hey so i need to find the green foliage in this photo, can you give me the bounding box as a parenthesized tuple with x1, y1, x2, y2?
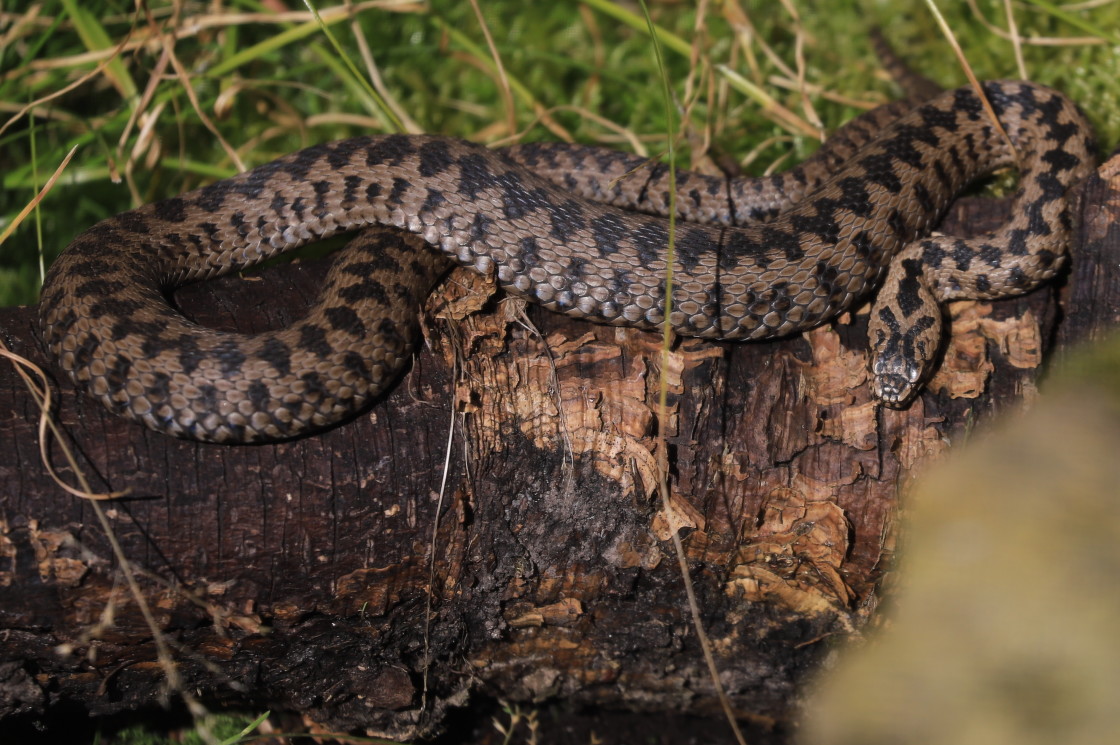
(105, 714, 256, 745)
(2, 1, 1117, 307)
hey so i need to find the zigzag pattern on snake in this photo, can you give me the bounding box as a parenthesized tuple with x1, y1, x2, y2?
(38, 79, 1095, 443)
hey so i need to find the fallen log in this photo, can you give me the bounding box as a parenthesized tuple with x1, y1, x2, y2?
(1, 150, 1117, 742)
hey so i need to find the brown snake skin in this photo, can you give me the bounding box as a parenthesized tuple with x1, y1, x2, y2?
(39, 80, 1095, 443)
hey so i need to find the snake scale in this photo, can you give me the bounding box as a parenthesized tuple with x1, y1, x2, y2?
(39, 76, 1095, 443)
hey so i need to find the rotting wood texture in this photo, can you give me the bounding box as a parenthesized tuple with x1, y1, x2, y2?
(1, 150, 1118, 742)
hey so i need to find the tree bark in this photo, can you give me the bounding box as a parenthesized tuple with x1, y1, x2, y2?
(1, 151, 1117, 742)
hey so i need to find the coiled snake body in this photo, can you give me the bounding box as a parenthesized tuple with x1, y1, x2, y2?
(39, 80, 1095, 443)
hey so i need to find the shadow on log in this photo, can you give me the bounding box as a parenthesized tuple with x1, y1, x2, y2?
(0, 151, 1117, 743)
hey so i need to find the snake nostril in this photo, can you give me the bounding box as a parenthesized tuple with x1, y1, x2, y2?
(873, 373, 910, 403)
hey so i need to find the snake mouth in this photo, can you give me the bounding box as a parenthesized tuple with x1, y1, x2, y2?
(872, 372, 918, 408)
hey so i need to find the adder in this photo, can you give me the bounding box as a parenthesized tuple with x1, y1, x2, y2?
(38, 43, 1096, 443)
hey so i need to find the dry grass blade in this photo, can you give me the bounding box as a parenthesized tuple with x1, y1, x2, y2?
(923, 0, 1015, 155)
(766, 76, 882, 110)
(4, 343, 223, 741)
(776, 0, 822, 133)
(1, 1, 416, 78)
(716, 65, 821, 139)
(0, 30, 133, 141)
(351, 19, 424, 134)
(964, 0, 1107, 45)
(491, 104, 648, 153)
(469, 0, 516, 138)
(0, 145, 77, 246)
(2, 141, 218, 735)
(1, 4, 42, 50)
(723, 0, 797, 81)
(117, 41, 172, 159)
(1002, 0, 1028, 79)
(639, 1, 748, 742)
(138, 7, 245, 172)
(1, 343, 125, 500)
(421, 354, 470, 721)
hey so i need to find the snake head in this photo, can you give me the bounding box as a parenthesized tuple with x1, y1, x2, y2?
(868, 304, 944, 409)
(871, 355, 926, 407)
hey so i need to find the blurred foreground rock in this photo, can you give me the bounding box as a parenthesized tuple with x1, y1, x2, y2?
(802, 341, 1120, 745)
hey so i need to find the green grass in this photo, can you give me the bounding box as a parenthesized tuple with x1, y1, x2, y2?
(2, 1, 1119, 742)
(103, 713, 263, 745)
(2, 0, 1118, 310)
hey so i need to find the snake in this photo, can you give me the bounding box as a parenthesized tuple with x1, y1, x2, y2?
(38, 77, 1095, 443)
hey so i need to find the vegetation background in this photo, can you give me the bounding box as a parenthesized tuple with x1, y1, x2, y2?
(3, 0, 1117, 310)
(1, 0, 1117, 742)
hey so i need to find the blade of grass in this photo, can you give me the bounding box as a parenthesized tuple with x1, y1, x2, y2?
(206, 8, 354, 78)
(0, 28, 131, 141)
(30, 111, 45, 283)
(1001, 0, 1028, 79)
(59, 0, 138, 99)
(350, 17, 424, 134)
(434, 17, 574, 141)
(0, 7, 63, 102)
(921, 0, 1014, 153)
(584, 0, 819, 140)
(583, 0, 692, 57)
(0, 145, 78, 247)
(1021, 0, 1120, 44)
(220, 712, 270, 745)
(637, 1, 749, 743)
(717, 64, 819, 137)
(307, 42, 401, 131)
(301, 0, 405, 133)
(468, 0, 516, 136)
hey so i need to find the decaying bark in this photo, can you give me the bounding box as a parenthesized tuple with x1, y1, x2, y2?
(1, 150, 1118, 742)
